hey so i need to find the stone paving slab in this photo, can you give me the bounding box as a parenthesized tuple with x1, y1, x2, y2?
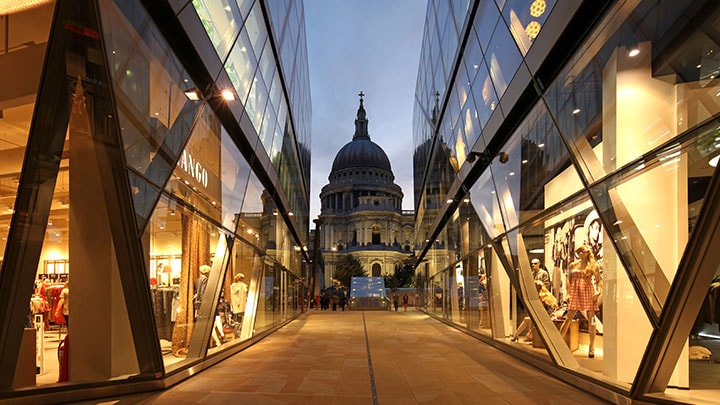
(86, 310, 610, 404)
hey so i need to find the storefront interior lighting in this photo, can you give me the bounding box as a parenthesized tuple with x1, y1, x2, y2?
(0, 0, 52, 14)
(572, 108, 581, 115)
(710, 155, 720, 167)
(288, 211, 294, 216)
(628, 46, 640, 57)
(446, 198, 455, 204)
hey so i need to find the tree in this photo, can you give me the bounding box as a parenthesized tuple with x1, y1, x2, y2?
(384, 264, 415, 290)
(395, 264, 415, 287)
(333, 254, 366, 289)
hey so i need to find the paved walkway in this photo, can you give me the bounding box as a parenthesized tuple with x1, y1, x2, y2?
(94, 310, 609, 404)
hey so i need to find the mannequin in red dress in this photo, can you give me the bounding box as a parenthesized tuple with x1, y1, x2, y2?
(559, 244, 602, 358)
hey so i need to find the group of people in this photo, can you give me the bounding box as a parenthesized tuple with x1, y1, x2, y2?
(312, 292, 347, 311)
(392, 292, 409, 311)
(513, 243, 602, 358)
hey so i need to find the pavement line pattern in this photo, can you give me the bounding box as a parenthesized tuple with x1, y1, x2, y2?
(362, 310, 380, 405)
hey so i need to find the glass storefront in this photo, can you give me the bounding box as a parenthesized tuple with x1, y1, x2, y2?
(414, 0, 720, 402)
(0, 0, 310, 400)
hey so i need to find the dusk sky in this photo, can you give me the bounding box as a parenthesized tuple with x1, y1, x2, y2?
(304, 1, 428, 225)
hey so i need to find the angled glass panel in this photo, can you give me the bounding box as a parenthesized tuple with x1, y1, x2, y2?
(469, 168, 506, 239)
(9, 0, 173, 389)
(495, 102, 583, 231)
(0, 3, 54, 264)
(473, 0, 501, 54)
(485, 16, 522, 100)
(590, 121, 720, 318)
(236, 172, 265, 251)
(259, 104, 277, 152)
(463, 250, 494, 335)
(545, 1, 720, 185)
(244, 3, 268, 58)
(225, 28, 257, 108)
(192, 0, 245, 62)
(458, 195, 486, 257)
(103, 0, 202, 202)
(246, 75, 269, 134)
(461, 88, 483, 154)
(231, 237, 262, 341)
(469, 58, 499, 133)
(220, 128, 252, 233)
(491, 136, 521, 232)
(500, 0, 557, 56)
(449, 260, 462, 324)
(257, 39, 276, 91)
(128, 172, 162, 232)
(254, 257, 276, 334)
(166, 103, 222, 225)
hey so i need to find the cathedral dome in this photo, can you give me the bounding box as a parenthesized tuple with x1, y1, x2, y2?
(331, 138, 392, 172)
(330, 94, 393, 174)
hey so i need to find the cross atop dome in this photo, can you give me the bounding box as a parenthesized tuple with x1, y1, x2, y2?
(354, 91, 369, 140)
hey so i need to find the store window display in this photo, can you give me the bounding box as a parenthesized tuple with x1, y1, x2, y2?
(511, 280, 558, 342)
(559, 244, 601, 358)
(194, 265, 211, 318)
(231, 273, 249, 323)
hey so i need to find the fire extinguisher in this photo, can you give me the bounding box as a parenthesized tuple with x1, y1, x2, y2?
(57, 334, 69, 382)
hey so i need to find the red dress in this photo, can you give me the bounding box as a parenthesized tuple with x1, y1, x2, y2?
(567, 267, 598, 312)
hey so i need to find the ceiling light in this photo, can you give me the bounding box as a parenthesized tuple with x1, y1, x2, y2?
(572, 108, 581, 115)
(184, 88, 201, 101)
(628, 47, 640, 57)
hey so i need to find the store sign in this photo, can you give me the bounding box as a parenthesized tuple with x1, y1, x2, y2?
(177, 150, 208, 188)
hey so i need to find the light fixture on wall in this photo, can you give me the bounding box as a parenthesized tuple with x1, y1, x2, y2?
(466, 150, 509, 164)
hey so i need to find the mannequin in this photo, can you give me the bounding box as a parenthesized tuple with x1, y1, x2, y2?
(194, 265, 211, 318)
(511, 281, 558, 341)
(559, 244, 602, 358)
(230, 273, 248, 323)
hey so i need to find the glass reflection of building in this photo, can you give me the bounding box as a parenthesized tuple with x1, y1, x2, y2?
(0, 0, 310, 402)
(413, 0, 720, 403)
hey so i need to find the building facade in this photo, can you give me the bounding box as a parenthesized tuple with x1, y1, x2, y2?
(0, 0, 311, 403)
(412, 0, 720, 403)
(318, 96, 414, 288)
